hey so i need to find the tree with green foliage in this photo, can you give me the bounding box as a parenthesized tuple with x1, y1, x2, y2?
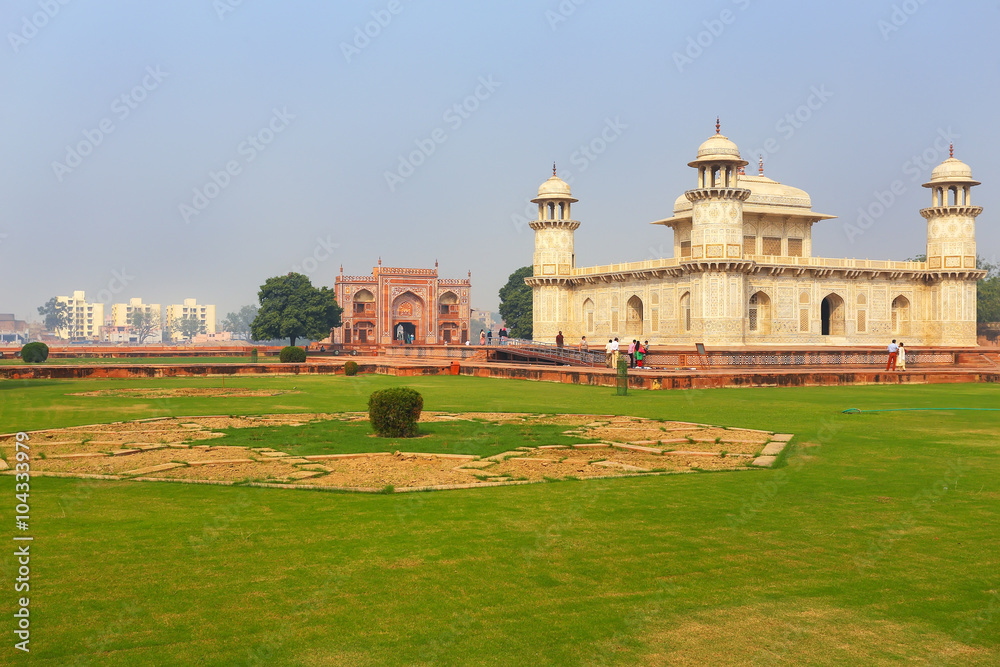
(129, 309, 159, 344)
(37, 297, 69, 333)
(221, 304, 259, 341)
(498, 266, 533, 340)
(171, 314, 206, 341)
(977, 255, 1000, 323)
(251, 273, 343, 347)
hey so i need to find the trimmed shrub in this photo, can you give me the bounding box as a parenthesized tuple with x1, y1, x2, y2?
(368, 387, 423, 438)
(279, 346, 307, 363)
(344, 360, 359, 376)
(21, 342, 49, 363)
(249, 348, 258, 363)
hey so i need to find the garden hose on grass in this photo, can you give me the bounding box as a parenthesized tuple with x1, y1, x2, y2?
(842, 407, 1000, 414)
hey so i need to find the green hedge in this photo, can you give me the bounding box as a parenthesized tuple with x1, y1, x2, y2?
(368, 387, 423, 438)
(279, 346, 307, 363)
(344, 360, 359, 376)
(21, 342, 49, 363)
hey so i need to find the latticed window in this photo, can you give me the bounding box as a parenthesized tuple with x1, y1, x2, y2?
(763, 237, 782, 255)
(787, 238, 803, 257)
(799, 292, 810, 332)
(743, 236, 756, 256)
(748, 293, 759, 332)
(611, 311, 618, 332)
(857, 310, 867, 333)
(680, 241, 691, 258)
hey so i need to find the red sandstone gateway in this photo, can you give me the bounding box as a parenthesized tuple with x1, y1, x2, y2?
(332, 260, 471, 351)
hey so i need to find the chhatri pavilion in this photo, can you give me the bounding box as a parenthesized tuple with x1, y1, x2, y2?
(526, 123, 984, 347)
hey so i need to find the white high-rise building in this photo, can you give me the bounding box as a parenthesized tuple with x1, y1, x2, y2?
(164, 298, 216, 341)
(107, 298, 162, 343)
(55, 291, 104, 341)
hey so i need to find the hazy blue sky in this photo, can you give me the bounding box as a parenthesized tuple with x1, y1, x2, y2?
(2, 0, 997, 322)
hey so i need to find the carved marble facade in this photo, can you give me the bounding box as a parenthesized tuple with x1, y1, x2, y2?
(527, 128, 984, 347)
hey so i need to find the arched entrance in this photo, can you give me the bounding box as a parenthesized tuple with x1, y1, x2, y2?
(392, 291, 423, 344)
(748, 291, 771, 335)
(626, 296, 643, 336)
(395, 322, 416, 343)
(891, 296, 910, 335)
(821, 294, 845, 336)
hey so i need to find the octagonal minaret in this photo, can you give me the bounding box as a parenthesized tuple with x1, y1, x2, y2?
(920, 145, 984, 344)
(921, 145, 981, 272)
(683, 120, 752, 344)
(527, 165, 580, 343)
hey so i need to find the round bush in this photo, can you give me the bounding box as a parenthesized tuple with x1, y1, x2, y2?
(344, 360, 359, 376)
(278, 346, 307, 363)
(368, 387, 423, 438)
(21, 342, 49, 363)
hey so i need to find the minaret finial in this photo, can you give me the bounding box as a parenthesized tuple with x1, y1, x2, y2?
(716, 117, 721, 135)
(758, 155, 764, 176)
(378, 256, 381, 266)
(553, 162, 557, 176)
(950, 143, 954, 158)
(435, 258, 438, 268)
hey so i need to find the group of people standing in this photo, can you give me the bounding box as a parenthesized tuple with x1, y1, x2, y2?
(479, 328, 509, 345)
(886, 339, 907, 371)
(601, 337, 649, 369)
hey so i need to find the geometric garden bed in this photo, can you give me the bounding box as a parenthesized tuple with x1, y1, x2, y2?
(0, 412, 792, 493)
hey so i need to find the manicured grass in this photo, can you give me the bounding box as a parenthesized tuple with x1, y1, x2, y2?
(0, 356, 256, 366)
(1, 375, 999, 664)
(215, 418, 589, 458)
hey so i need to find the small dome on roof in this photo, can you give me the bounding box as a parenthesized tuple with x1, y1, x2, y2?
(929, 157, 976, 183)
(532, 166, 579, 204)
(923, 148, 980, 189)
(697, 134, 741, 159)
(537, 174, 572, 197)
(687, 133, 749, 168)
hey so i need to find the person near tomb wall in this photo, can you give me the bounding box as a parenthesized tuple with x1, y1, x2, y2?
(886, 339, 899, 371)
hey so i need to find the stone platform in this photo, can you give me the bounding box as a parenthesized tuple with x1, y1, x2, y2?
(1, 354, 997, 390)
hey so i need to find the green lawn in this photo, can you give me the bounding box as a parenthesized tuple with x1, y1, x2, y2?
(0, 356, 257, 366)
(1, 375, 999, 665)
(214, 418, 593, 459)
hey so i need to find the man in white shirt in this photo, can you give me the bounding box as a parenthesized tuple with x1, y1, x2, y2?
(886, 339, 898, 371)
(611, 337, 620, 369)
(604, 339, 614, 368)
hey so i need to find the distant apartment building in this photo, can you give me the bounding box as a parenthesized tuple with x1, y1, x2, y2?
(164, 298, 216, 341)
(0, 314, 29, 345)
(105, 298, 163, 343)
(56, 291, 104, 341)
